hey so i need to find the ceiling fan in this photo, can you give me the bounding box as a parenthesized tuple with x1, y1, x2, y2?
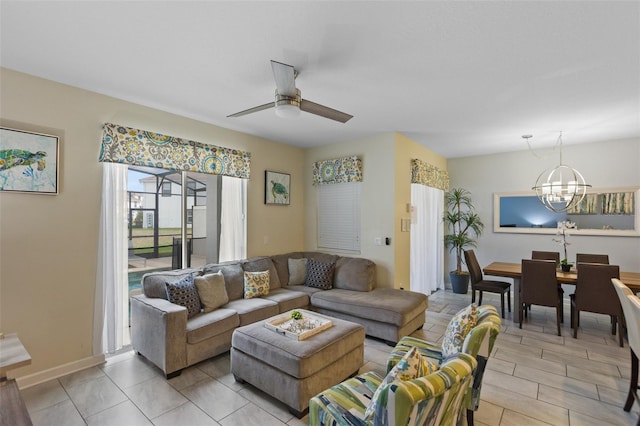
(227, 60, 353, 123)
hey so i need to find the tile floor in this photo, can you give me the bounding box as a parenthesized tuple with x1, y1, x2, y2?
(20, 289, 640, 425)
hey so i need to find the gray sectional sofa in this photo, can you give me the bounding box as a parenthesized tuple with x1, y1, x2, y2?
(130, 251, 428, 377)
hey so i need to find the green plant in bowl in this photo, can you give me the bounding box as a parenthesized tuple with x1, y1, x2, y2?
(290, 310, 303, 320)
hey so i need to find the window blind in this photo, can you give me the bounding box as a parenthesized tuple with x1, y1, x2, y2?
(317, 182, 361, 251)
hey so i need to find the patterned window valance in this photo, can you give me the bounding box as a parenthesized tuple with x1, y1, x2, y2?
(410, 159, 449, 191)
(312, 155, 363, 185)
(98, 123, 251, 178)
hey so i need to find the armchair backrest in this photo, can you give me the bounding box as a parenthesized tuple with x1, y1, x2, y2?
(612, 279, 640, 355)
(372, 353, 477, 426)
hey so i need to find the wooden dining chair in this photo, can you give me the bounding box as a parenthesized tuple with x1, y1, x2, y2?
(532, 251, 560, 264)
(464, 250, 511, 318)
(520, 259, 563, 336)
(571, 263, 623, 346)
(576, 253, 609, 264)
(531, 250, 563, 319)
(612, 279, 640, 416)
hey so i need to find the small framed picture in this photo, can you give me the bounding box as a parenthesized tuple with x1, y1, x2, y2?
(265, 170, 290, 205)
(0, 127, 60, 194)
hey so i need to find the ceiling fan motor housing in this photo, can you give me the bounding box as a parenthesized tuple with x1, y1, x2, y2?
(275, 88, 301, 117)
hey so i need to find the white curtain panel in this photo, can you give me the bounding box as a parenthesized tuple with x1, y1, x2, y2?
(219, 176, 247, 262)
(410, 184, 445, 295)
(93, 163, 129, 355)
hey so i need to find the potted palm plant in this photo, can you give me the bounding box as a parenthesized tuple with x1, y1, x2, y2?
(444, 188, 485, 293)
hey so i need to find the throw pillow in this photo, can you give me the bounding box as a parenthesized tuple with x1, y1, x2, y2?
(441, 303, 479, 358)
(165, 274, 201, 318)
(364, 346, 438, 421)
(244, 270, 270, 299)
(306, 258, 335, 290)
(194, 271, 228, 312)
(288, 258, 308, 285)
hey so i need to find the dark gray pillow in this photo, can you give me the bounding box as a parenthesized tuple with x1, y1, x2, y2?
(165, 274, 201, 318)
(306, 258, 335, 290)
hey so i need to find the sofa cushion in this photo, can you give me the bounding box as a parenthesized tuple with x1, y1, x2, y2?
(263, 288, 309, 313)
(288, 258, 308, 285)
(311, 288, 428, 327)
(271, 252, 304, 286)
(284, 285, 324, 296)
(244, 270, 270, 299)
(243, 256, 281, 289)
(223, 298, 279, 326)
(165, 274, 201, 318)
(442, 304, 478, 358)
(142, 269, 201, 300)
(194, 271, 229, 313)
(306, 258, 335, 290)
(334, 257, 376, 292)
(202, 261, 245, 301)
(303, 252, 340, 264)
(186, 308, 239, 344)
(364, 346, 438, 420)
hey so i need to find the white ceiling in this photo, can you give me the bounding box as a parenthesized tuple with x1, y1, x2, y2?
(1, 1, 638, 158)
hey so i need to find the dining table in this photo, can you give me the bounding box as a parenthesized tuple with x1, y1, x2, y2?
(483, 262, 640, 322)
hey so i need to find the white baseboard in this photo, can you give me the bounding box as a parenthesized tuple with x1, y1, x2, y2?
(16, 354, 106, 389)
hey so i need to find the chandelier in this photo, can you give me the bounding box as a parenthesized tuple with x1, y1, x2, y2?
(528, 132, 591, 213)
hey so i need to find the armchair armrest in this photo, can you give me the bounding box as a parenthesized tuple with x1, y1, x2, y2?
(130, 294, 188, 377)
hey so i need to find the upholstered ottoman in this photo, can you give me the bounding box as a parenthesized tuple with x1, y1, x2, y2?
(230, 314, 365, 417)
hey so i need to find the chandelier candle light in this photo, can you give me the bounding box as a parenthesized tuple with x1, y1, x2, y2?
(529, 132, 592, 213)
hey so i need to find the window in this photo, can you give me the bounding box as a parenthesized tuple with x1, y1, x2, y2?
(317, 182, 361, 251)
(161, 181, 171, 197)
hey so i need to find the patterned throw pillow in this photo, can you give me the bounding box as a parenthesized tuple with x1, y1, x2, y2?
(441, 303, 479, 358)
(194, 271, 228, 312)
(288, 258, 308, 285)
(165, 274, 201, 318)
(364, 346, 438, 421)
(244, 270, 270, 299)
(305, 258, 335, 290)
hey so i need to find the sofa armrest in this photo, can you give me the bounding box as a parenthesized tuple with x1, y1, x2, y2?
(130, 294, 188, 376)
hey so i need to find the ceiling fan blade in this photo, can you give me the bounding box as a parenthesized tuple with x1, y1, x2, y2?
(271, 60, 297, 97)
(300, 99, 353, 123)
(227, 102, 275, 118)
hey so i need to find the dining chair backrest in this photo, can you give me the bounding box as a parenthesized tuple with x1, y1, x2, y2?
(575, 263, 620, 315)
(576, 253, 610, 264)
(612, 279, 640, 354)
(465, 250, 483, 285)
(532, 251, 560, 264)
(521, 259, 558, 307)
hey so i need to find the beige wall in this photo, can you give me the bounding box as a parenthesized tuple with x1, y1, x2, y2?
(0, 68, 305, 378)
(394, 133, 447, 289)
(304, 133, 396, 286)
(303, 132, 447, 289)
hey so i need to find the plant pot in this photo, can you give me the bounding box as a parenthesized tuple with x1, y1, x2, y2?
(561, 264, 572, 272)
(450, 272, 470, 294)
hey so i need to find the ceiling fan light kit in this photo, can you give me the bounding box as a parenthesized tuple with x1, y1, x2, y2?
(228, 60, 353, 123)
(274, 89, 301, 118)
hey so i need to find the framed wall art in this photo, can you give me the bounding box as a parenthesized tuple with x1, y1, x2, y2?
(0, 127, 59, 194)
(265, 170, 290, 205)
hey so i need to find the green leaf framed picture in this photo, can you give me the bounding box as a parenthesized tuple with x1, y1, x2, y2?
(265, 170, 290, 205)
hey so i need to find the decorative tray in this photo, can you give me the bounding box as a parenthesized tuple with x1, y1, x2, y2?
(264, 309, 333, 340)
